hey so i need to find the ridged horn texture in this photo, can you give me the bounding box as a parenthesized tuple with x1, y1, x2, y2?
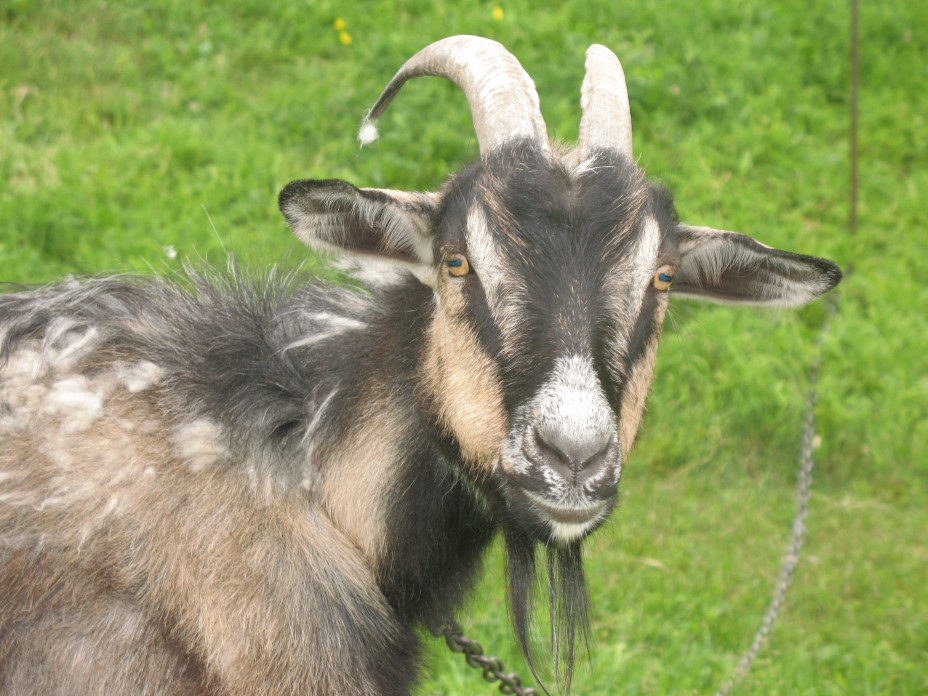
(578, 44, 633, 160)
(358, 35, 549, 155)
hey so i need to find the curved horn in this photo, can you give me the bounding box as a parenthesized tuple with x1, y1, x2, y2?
(358, 35, 549, 155)
(578, 44, 633, 159)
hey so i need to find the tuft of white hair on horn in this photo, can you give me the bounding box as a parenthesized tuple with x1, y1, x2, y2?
(357, 116, 379, 146)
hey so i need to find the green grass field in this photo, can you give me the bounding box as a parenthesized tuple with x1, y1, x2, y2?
(2, 1, 925, 693)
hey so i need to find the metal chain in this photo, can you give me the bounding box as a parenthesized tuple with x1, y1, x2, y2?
(439, 622, 537, 696)
(714, 0, 856, 687)
(713, 303, 836, 696)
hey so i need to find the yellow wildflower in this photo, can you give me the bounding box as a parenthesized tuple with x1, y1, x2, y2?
(333, 18, 346, 30)
(492, 6, 504, 21)
(338, 30, 353, 46)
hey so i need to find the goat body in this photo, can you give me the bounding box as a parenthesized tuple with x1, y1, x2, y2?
(0, 274, 484, 695)
(0, 37, 840, 695)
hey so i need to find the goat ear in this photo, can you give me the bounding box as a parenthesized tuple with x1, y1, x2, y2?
(279, 179, 439, 278)
(672, 225, 842, 306)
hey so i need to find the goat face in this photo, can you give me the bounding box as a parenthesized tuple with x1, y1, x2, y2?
(428, 144, 656, 545)
(280, 37, 841, 548)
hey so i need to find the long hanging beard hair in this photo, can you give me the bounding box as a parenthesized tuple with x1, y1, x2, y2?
(504, 526, 591, 694)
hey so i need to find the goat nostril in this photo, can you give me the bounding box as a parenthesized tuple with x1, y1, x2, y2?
(576, 434, 615, 482)
(532, 426, 570, 464)
(528, 426, 616, 483)
(526, 426, 574, 481)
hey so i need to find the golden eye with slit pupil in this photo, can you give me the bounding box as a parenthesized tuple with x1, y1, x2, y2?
(653, 265, 675, 291)
(446, 254, 470, 277)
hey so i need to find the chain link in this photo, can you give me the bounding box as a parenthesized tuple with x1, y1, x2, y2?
(439, 623, 537, 696)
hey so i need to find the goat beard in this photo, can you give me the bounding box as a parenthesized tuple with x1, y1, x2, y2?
(503, 525, 590, 694)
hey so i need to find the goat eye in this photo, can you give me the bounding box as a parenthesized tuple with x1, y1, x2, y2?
(446, 254, 471, 277)
(653, 265, 675, 291)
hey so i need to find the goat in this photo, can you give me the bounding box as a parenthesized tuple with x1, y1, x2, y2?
(0, 36, 840, 695)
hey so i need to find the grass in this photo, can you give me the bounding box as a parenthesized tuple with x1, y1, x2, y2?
(2, 0, 925, 693)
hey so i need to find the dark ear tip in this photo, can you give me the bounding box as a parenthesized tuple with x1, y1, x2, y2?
(277, 179, 360, 215)
(278, 179, 312, 214)
(817, 257, 843, 291)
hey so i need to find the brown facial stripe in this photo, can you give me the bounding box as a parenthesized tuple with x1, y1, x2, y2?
(422, 303, 508, 478)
